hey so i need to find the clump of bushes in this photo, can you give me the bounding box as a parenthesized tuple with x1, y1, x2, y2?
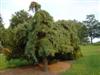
(8, 58, 32, 68)
(0, 54, 8, 69)
(0, 53, 33, 69)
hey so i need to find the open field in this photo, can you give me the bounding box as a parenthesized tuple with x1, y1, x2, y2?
(62, 45, 100, 75)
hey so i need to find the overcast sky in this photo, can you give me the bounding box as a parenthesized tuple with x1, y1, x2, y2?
(0, 0, 100, 42)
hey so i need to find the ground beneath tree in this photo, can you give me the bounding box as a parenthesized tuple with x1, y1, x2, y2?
(0, 61, 71, 75)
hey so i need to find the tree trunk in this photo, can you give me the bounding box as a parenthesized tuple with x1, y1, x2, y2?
(90, 36, 93, 44)
(43, 57, 48, 72)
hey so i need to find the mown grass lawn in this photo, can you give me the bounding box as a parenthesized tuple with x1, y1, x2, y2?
(62, 45, 100, 75)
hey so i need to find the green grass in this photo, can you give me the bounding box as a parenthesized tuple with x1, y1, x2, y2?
(62, 45, 100, 75)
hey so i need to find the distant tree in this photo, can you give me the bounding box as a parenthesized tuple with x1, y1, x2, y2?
(72, 20, 89, 44)
(0, 14, 5, 51)
(29, 1, 41, 13)
(83, 14, 100, 44)
(0, 14, 4, 28)
(78, 25, 89, 44)
(10, 10, 32, 28)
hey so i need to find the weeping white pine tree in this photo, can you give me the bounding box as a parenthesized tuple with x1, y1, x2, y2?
(25, 10, 56, 71)
(25, 1, 82, 72)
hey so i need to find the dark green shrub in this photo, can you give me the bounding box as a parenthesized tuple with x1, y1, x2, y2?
(0, 54, 8, 69)
(8, 58, 32, 68)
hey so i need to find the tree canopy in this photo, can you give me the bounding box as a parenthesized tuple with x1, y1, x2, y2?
(10, 10, 32, 28)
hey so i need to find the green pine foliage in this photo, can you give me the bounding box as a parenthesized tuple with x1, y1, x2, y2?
(25, 10, 82, 63)
(25, 10, 55, 62)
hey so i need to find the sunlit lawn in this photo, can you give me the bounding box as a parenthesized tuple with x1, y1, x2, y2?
(62, 45, 100, 75)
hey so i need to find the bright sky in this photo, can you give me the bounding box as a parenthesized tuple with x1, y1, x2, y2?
(0, 0, 100, 42)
